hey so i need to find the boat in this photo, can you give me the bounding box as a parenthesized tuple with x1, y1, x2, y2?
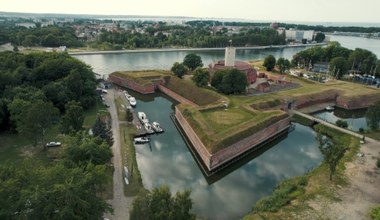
(151, 121, 164, 133)
(124, 166, 129, 177)
(325, 106, 335, 111)
(125, 94, 137, 107)
(134, 136, 150, 144)
(128, 96, 136, 107)
(137, 112, 149, 124)
(144, 122, 155, 134)
(124, 177, 129, 185)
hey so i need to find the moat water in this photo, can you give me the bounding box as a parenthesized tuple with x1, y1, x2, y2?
(124, 90, 322, 219)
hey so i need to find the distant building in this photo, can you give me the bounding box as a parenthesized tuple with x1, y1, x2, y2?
(285, 29, 315, 42)
(312, 62, 329, 73)
(15, 23, 36, 28)
(208, 47, 257, 84)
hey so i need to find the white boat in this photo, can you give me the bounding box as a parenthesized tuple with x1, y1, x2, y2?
(325, 106, 335, 111)
(125, 94, 137, 107)
(134, 136, 150, 144)
(124, 166, 129, 177)
(151, 121, 164, 133)
(124, 177, 129, 185)
(144, 122, 155, 134)
(128, 97, 136, 107)
(137, 112, 149, 124)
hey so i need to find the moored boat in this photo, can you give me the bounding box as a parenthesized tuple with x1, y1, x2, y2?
(124, 166, 129, 177)
(137, 112, 149, 124)
(126, 95, 136, 107)
(134, 136, 150, 144)
(124, 177, 129, 185)
(144, 122, 155, 134)
(325, 106, 335, 111)
(151, 121, 164, 133)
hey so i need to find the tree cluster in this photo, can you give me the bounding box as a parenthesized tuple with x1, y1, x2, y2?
(192, 68, 210, 87)
(211, 69, 248, 94)
(0, 52, 97, 144)
(0, 132, 113, 219)
(92, 115, 114, 146)
(292, 42, 380, 78)
(130, 185, 195, 220)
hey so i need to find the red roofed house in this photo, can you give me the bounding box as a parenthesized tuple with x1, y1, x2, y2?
(208, 47, 257, 84)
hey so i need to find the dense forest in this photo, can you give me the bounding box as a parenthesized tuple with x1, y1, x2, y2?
(0, 51, 96, 131)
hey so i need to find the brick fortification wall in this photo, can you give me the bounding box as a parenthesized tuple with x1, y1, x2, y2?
(108, 74, 159, 94)
(175, 106, 212, 169)
(336, 93, 380, 110)
(209, 117, 290, 170)
(158, 85, 199, 107)
(175, 106, 290, 171)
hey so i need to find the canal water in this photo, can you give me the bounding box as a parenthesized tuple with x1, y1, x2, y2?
(312, 108, 368, 131)
(129, 90, 322, 220)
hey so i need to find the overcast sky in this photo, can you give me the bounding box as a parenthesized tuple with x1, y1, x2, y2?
(2, 0, 380, 24)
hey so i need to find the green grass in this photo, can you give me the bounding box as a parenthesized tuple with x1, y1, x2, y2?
(165, 76, 222, 106)
(113, 96, 144, 196)
(365, 130, 380, 141)
(115, 97, 126, 121)
(291, 114, 314, 126)
(112, 70, 170, 85)
(83, 99, 108, 128)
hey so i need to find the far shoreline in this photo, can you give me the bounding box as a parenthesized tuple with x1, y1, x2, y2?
(68, 43, 327, 56)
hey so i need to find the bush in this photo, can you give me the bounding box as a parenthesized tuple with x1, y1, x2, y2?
(359, 127, 365, 133)
(377, 159, 380, 169)
(369, 205, 380, 220)
(336, 119, 348, 128)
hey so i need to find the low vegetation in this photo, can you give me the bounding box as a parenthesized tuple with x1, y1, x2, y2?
(111, 70, 170, 85)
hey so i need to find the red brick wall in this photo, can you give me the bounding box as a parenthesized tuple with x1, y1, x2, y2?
(175, 106, 212, 170)
(175, 105, 291, 172)
(108, 74, 158, 94)
(336, 93, 380, 110)
(209, 117, 290, 170)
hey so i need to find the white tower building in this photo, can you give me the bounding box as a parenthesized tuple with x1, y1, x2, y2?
(224, 46, 236, 67)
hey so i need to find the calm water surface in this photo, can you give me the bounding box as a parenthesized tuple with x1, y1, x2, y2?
(312, 108, 368, 131)
(130, 91, 322, 220)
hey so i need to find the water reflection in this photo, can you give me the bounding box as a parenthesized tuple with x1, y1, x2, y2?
(133, 93, 322, 220)
(312, 107, 368, 131)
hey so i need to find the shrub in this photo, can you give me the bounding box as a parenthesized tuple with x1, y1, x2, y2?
(336, 119, 348, 128)
(377, 159, 380, 169)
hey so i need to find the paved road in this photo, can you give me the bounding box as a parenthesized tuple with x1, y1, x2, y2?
(293, 110, 377, 143)
(104, 89, 132, 220)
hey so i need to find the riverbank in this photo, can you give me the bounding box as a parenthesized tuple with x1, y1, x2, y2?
(243, 117, 380, 220)
(67, 43, 327, 55)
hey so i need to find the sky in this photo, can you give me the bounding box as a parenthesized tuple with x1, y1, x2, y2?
(2, 0, 380, 24)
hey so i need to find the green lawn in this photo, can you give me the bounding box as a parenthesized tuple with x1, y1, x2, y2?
(83, 99, 108, 128)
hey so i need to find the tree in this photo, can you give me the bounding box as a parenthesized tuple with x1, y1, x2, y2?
(263, 55, 276, 71)
(92, 116, 113, 146)
(316, 133, 346, 181)
(314, 32, 325, 43)
(183, 53, 203, 71)
(348, 48, 378, 74)
(0, 163, 112, 219)
(211, 69, 247, 94)
(130, 185, 195, 220)
(62, 133, 113, 166)
(60, 101, 84, 134)
(276, 57, 290, 73)
(171, 62, 188, 78)
(329, 57, 349, 79)
(192, 68, 209, 87)
(17, 100, 59, 147)
(366, 101, 380, 130)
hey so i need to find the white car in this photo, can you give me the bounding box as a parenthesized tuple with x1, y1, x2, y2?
(46, 142, 61, 147)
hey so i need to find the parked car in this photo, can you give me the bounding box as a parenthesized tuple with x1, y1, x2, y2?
(46, 142, 61, 147)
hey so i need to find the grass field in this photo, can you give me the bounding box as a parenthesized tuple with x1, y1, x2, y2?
(112, 70, 170, 85)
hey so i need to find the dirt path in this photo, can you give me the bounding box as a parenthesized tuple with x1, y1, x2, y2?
(104, 89, 133, 220)
(307, 138, 380, 220)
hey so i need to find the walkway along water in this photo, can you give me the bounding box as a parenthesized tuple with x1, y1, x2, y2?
(292, 110, 377, 143)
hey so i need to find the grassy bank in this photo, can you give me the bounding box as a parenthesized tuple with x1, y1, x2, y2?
(243, 124, 360, 219)
(114, 96, 144, 196)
